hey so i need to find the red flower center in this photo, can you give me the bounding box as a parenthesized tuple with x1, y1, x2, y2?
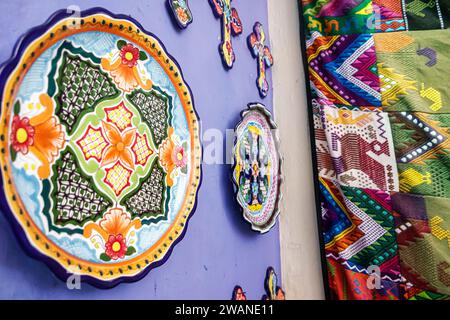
(105, 234, 127, 260)
(11, 115, 35, 154)
(120, 44, 139, 67)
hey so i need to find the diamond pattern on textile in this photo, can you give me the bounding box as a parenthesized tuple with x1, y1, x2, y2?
(104, 102, 133, 132)
(132, 133, 153, 166)
(321, 178, 401, 300)
(76, 125, 109, 162)
(321, 178, 400, 279)
(104, 161, 133, 196)
(307, 33, 381, 106)
(389, 112, 450, 198)
(340, 186, 398, 271)
(320, 178, 363, 249)
(50, 148, 112, 226)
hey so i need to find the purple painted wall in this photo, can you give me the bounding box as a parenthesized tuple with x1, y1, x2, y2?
(0, 0, 280, 299)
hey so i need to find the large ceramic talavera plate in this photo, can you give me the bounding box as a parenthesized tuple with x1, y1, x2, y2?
(0, 8, 202, 288)
(232, 103, 282, 233)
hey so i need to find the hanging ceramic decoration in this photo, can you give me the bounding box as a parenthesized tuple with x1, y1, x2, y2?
(231, 286, 247, 300)
(262, 267, 285, 300)
(248, 22, 273, 98)
(232, 103, 282, 233)
(0, 8, 202, 288)
(209, 0, 243, 69)
(168, 0, 193, 29)
(231, 267, 285, 300)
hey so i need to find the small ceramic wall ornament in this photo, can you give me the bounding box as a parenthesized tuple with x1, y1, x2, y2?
(232, 286, 247, 300)
(232, 103, 283, 233)
(0, 8, 202, 288)
(231, 267, 285, 300)
(248, 22, 273, 98)
(262, 267, 285, 300)
(209, 0, 243, 69)
(168, 0, 193, 29)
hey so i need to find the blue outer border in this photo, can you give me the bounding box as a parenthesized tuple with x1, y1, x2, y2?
(0, 7, 203, 289)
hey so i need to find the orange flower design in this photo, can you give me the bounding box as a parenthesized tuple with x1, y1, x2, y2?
(158, 127, 187, 186)
(99, 208, 133, 236)
(11, 94, 65, 179)
(101, 121, 136, 169)
(83, 208, 141, 242)
(101, 41, 152, 92)
(176, 7, 189, 24)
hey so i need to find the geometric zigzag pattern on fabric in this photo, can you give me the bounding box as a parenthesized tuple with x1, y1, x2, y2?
(391, 112, 450, 199)
(321, 178, 401, 282)
(307, 33, 382, 106)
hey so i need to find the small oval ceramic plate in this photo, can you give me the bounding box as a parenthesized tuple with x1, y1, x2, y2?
(168, 0, 193, 29)
(232, 103, 282, 233)
(0, 8, 201, 288)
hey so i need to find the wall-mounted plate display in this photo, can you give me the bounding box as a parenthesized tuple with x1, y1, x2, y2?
(232, 103, 282, 233)
(0, 8, 202, 288)
(168, 0, 193, 29)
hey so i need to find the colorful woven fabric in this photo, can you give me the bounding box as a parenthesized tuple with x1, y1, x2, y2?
(303, 0, 376, 37)
(373, 0, 406, 32)
(403, 0, 450, 30)
(314, 103, 398, 192)
(302, 0, 450, 37)
(300, 0, 450, 300)
(321, 178, 402, 300)
(392, 193, 450, 295)
(375, 30, 450, 113)
(390, 112, 450, 198)
(307, 33, 381, 106)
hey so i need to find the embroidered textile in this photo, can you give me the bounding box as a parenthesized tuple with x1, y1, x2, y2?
(300, 0, 450, 299)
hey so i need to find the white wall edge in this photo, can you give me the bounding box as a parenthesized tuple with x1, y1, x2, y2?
(267, 0, 325, 299)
